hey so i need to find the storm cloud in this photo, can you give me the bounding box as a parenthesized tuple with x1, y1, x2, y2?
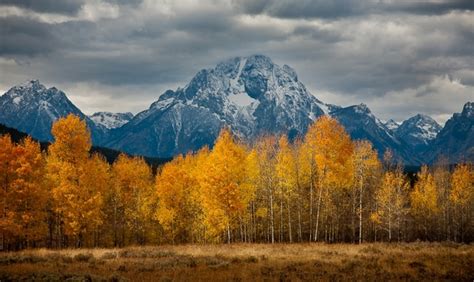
(0, 0, 472, 123)
(0, 0, 85, 15)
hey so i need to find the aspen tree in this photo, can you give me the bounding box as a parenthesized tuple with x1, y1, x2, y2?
(450, 163, 473, 242)
(47, 114, 103, 247)
(198, 129, 255, 243)
(111, 154, 154, 245)
(155, 154, 201, 243)
(276, 136, 297, 242)
(352, 140, 380, 244)
(410, 165, 439, 240)
(0, 136, 48, 249)
(372, 166, 409, 242)
(303, 116, 353, 242)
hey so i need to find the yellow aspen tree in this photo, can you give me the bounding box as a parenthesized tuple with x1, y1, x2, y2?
(47, 114, 102, 247)
(449, 163, 473, 242)
(371, 166, 409, 242)
(111, 154, 154, 245)
(254, 136, 278, 243)
(433, 157, 451, 240)
(352, 140, 381, 244)
(245, 148, 259, 242)
(80, 153, 109, 247)
(410, 165, 439, 240)
(293, 139, 307, 242)
(155, 154, 202, 243)
(303, 116, 354, 242)
(276, 135, 297, 243)
(198, 129, 254, 243)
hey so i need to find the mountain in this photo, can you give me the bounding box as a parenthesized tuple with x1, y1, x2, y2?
(90, 111, 134, 129)
(384, 119, 400, 132)
(427, 102, 474, 163)
(2, 59, 471, 165)
(395, 114, 442, 153)
(106, 55, 331, 157)
(0, 80, 107, 144)
(330, 104, 420, 164)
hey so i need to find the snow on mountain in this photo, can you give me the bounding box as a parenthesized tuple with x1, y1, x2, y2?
(395, 114, 442, 153)
(106, 55, 328, 157)
(1, 63, 470, 165)
(384, 119, 400, 131)
(105, 55, 420, 163)
(0, 80, 106, 144)
(90, 111, 134, 129)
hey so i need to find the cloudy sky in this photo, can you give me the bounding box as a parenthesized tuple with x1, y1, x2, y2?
(0, 0, 473, 123)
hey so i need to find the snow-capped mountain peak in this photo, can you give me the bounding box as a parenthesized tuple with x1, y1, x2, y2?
(106, 54, 327, 157)
(90, 112, 134, 129)
(395, 114, 442, 150)
(0, 80, 106, 143)
(384, 119, 400, 131)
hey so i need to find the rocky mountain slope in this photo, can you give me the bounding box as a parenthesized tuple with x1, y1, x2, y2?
(0, 80, 107, 144)
(395, 114, 442, 153)
(426, 102, 473, 163)
(1, 58, 472, 165)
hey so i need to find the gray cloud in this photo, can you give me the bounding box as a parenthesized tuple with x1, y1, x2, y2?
(0, 0, 473, 123)
(0, 16, 57, 56)
(387, 0, 474, 16)
(0, 0, 85, 15)
(233, 0, 474, 19)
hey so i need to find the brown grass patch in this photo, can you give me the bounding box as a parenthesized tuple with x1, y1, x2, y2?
(0, 243, 472, 281)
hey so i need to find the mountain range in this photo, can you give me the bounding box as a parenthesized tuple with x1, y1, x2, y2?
(0, 55, 472, 165)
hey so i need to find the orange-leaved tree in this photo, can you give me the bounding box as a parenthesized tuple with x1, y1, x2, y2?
(47, 114, 105, 247)
(0, 135, 48, 250)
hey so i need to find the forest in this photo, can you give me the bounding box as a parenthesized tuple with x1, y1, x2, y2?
(0, 114, 472, 250)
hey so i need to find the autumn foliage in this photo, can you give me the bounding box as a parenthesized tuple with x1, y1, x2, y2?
(0, 114, 472, 249)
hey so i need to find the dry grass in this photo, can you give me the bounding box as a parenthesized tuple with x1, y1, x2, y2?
(0, 242, 473, 281)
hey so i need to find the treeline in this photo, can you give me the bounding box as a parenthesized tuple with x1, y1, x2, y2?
(0, 115, 472, 250)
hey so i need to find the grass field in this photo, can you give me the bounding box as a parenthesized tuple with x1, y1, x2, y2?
(1, 243, 473, 281)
